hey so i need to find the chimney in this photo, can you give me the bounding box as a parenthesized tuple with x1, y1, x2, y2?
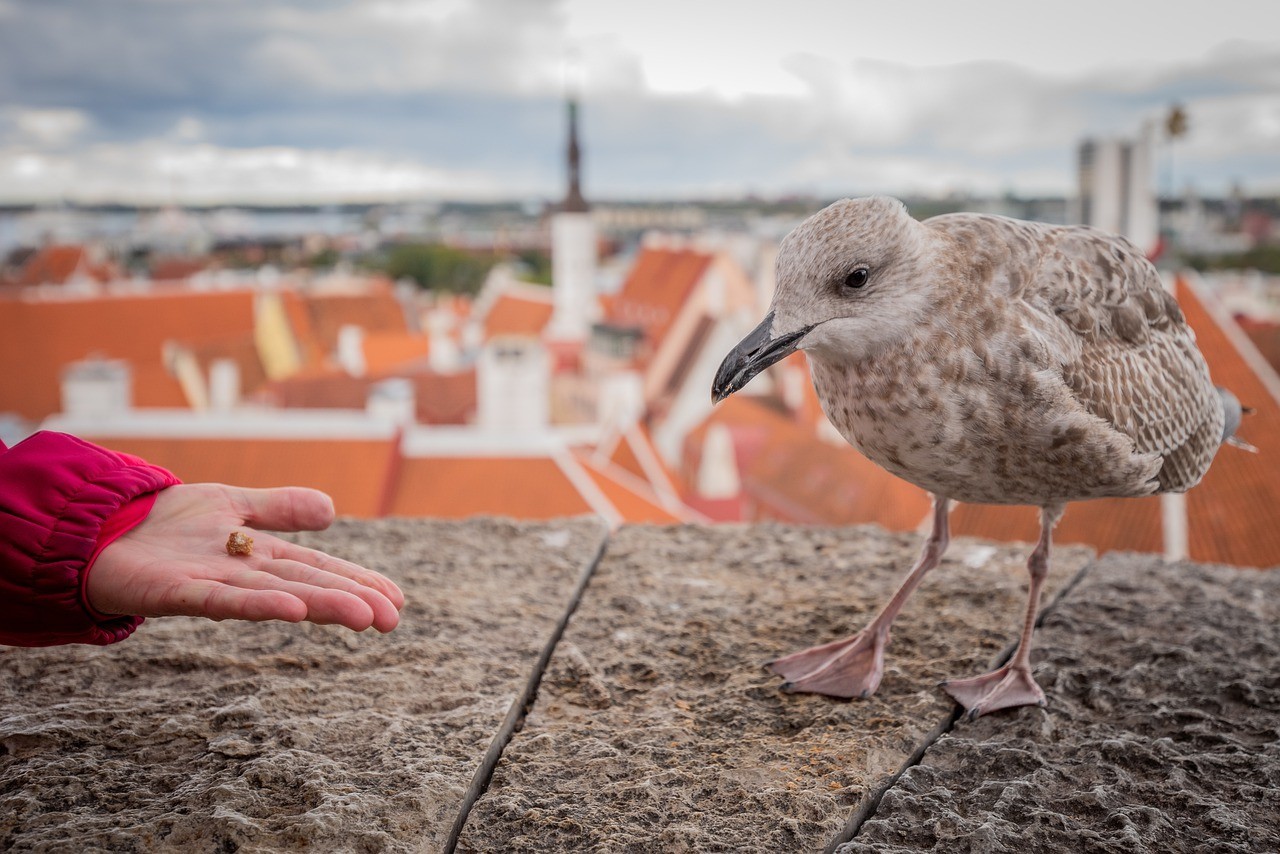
(425, 309, 461, 372)
(696, 423, 741, 500)
(366, 377, 416, 425)
(61, 357, 131, 416)
(208, 358, 240, 411)
(337, 324, 366, 377)
(478, 337, 550, 432)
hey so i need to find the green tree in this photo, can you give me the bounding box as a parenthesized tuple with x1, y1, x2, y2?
(383, 243, 497, 295)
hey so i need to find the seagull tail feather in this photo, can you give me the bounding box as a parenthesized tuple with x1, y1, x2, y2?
(1217, 386, 1257, 452)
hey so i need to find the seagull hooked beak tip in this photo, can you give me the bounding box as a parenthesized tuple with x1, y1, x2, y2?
(711, 311, 813, 404)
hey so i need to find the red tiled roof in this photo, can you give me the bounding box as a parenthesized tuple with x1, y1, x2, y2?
(605, 247, 713, 357)
(17, 245, 118, 286)
(149, 256, 211, 282)
(362, 331, 430, 375)
(414, 369, 477, 426)
(1237, 315, 1280, 377)
(578, 459, 685, 524)
(952, 274, 1280, 568)
(603, 423, 682, 505)
(388, 457, 595, 519)
(303, 282, 407, 352)
(84, 435, 398, 518)
(183, 335, 270, 400)
(950, 497, 1164, 555)
(0, 290, 260, 420)
(686, 396, 931, 529)
(258, 367, 476, 426)
(1178, 276, 1280, 568)
(483, 291, 554, 339)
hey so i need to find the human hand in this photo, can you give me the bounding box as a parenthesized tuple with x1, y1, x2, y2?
(87, 484, 404, 633)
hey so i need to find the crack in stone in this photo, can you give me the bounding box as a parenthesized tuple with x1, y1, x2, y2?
(443, 524, 612, 854)
(824, 556, 1098, 852)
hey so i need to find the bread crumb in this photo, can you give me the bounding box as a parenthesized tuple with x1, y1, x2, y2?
(226, 531, 254, 557)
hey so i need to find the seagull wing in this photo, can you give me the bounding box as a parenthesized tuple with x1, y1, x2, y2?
(1023, 226, 1222, 491)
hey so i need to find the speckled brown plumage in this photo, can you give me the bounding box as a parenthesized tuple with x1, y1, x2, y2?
(715, 196, 1236, 717)
(776, 198, 1224, 505)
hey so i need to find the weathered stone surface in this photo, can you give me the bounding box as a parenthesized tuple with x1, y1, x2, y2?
(0, 518, 604, 853)
(459, 524, 1089, 852)
(841, 553, 1280, 853)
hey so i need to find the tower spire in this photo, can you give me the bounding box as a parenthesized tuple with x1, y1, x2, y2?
(562, 96, 589, 213)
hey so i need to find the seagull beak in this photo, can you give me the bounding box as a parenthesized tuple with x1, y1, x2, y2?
(711, 311, 812, 403)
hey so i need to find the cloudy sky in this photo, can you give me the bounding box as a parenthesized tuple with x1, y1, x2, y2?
(1, 0, 1278, 204)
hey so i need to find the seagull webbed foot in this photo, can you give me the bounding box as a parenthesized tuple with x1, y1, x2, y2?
(941, 663, 1046, 719)
(766, 628, 887, 699)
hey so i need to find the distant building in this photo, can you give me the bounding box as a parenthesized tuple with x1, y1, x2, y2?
(547, 95, 597, 342)
(1077, 125, 1158, 255)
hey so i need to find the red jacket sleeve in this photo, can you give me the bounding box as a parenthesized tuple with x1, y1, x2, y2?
(0, 431, 181, 646)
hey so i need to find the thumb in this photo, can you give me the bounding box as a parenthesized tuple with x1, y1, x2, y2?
(228, 486, 336, 532)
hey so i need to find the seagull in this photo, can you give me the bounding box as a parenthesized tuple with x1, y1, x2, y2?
(711, 197, 1241, 718)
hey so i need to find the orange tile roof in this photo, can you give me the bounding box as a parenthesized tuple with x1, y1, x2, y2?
(83, 435, 398, 518)
(149, 256, 211, 282)
(1178, 276, 1280, 568)
(0, 290, 260, 420)
(604, 247, 713, 357)
(603, 423, 682, 505)
(17, 245, 118, 286)
(952, 274, 1280, 568)
(576, 451, 687, 524)
(183, 335, 270, 400)
(950, 496, 1164, 554)
(280, 290, 326, 367)
(483, 290, 554, 339)
(607, 430, 647, 482)
(413, 369, 477, 426)
(1237, 315, 1280, 377)
(362, 331, 431, 375)
(303, 283, 408, 352)
(259, 367, 476, 426)
(388, 456, 594, 519)
(687, 395, 931, 529)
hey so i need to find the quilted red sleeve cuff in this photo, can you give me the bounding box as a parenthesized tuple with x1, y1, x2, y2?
(0, 432, 181, 647)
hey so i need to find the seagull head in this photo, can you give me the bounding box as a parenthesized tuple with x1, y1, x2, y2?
(712, 196, 933, 403)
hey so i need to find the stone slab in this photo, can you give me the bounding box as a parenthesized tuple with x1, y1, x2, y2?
(0, 517, 605, 853)
(459, 524, 1090, 852)
(841, 553, 1280, 853)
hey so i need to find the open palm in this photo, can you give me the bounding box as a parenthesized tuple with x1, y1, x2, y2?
(87, 484, 404, 633)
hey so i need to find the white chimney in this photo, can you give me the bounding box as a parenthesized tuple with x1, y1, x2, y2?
(61, 358, 131, 416)
(337, 324, 366, 377)
(478, 337, 550, 432)
(426, 309, 461, 372)
(697, 423, 741, 500)
(208, 358, 240, 411)
(366, 377, 416, 425)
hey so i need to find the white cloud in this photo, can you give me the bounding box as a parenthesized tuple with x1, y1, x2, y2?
(0, 140, 514, 204)
(4, 107, 91, 147)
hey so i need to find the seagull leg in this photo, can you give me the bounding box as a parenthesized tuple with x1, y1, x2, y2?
(768, 496, 951, 699)
(941, 503, 1064, 718)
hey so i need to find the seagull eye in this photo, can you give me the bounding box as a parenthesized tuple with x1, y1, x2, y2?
(844, 268, 869, 290)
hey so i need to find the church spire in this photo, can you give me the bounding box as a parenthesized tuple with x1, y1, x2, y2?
(562, 96, 589, 213)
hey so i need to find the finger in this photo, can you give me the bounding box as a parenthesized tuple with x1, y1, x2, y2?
(151, 580, 309, 624)
(268, 540, 406, 610)
(257, 558, 400, 633)
(226, 486, 336, 532)
(224, 568, 377, 632)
